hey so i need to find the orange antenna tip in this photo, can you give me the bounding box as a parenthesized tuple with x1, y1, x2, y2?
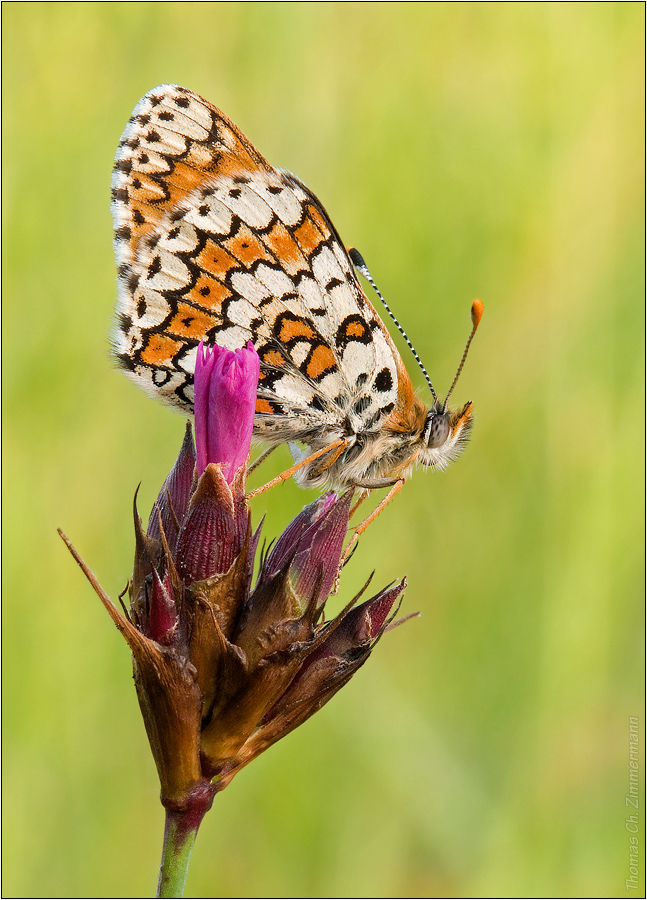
(442, 299, 483, 408)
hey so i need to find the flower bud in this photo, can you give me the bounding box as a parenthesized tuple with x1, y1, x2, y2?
(255, 580, 405, 742)
(175, 464, 246, 585)
(147, 422, 196, 549)
(263, 493, 337, 575)
(146, 564, 179, 646)
(194, 341, 259, 481)
(264, 491, 351, 609)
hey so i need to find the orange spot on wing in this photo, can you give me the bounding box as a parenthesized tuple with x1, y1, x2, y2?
(166, 303, 218, 339)
(128, 173, 168, 206)
(306, 344, 337, 380)
(264, 221, 305, 273)
(195, 240, 238, 279)
(293, 215, 325, 255)
(277, 317, 316, 343)
(140, 334, 184, 367)
(261, 348, 286, 367)
(188, 274, 231, 311)
(255, 398, 276, 414)
(225, 226, 272, 267)
(346, 320, 367, 339)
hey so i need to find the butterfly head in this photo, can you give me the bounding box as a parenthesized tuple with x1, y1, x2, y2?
(415, 298, 483, 471)
(417, 399, 473, 470)
(425, 401, 451, 448)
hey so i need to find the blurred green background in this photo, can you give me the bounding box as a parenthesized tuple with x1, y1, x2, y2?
(3, 3, 644, 898)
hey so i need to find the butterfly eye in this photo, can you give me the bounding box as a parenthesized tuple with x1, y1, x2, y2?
(426, 412, 450, 449)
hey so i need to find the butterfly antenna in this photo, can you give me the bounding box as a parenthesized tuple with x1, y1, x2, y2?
(349, 248, 439, 404)
(442, 299, 484, 410)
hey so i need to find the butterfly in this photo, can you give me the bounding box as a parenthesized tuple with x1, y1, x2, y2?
(111, 84, 481, 492)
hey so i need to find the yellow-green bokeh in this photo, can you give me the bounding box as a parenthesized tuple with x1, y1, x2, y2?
(3, 3, 643, 897)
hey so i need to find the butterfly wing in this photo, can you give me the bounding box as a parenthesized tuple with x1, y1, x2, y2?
(112, 85, 401, 446)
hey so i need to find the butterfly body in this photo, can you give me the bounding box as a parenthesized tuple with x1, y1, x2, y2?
(112, 85, 475, 490)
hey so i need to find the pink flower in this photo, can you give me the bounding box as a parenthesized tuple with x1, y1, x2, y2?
(194, 341, 260, 480)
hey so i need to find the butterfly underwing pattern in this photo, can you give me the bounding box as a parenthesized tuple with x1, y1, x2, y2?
(112, 84, 479, 490)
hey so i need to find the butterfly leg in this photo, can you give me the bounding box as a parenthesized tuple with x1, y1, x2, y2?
(350, 490, 371, 520)
(247, 445, 277, 476)
(247, 438, 349, 499)
(340, 477, 406, 568)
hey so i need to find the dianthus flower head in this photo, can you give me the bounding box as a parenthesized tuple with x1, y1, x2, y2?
(61, 341, 409, 827)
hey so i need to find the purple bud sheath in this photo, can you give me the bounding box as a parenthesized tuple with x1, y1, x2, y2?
(175, 465, 241, 584)
(264, 494, 338, 577)
(148, 422, 197, 548)
(290, 491, 352, 606)
(147, 565, 179, 646)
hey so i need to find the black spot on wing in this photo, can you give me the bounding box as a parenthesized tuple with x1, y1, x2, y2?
(373, 367, 393, 392)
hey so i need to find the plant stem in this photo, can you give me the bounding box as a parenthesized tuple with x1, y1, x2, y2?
(156, 809, 200, 898)
(156, 780, 218, 897)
